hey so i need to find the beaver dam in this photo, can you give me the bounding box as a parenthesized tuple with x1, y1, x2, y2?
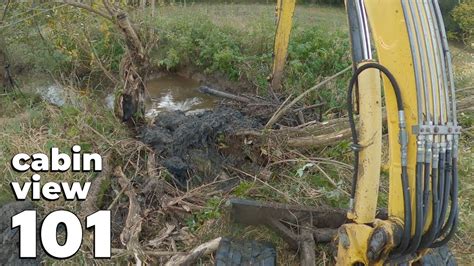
(141, 74, 266, 189)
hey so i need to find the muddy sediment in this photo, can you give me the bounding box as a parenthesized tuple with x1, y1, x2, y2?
(140, 106, 263, 189)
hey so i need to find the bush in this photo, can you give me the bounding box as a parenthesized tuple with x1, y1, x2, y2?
(150, 11, 350, 108)
(452, 0, 474, 48)
(439, 0, 461, 36)
(2, 3, 125, 82)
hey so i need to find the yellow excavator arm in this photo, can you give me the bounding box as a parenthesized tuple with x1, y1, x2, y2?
(337, 0, 460, 264)
(271, 0, 296, 91)
(265, 1, 461, 264)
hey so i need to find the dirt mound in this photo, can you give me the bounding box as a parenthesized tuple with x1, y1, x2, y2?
(140, 107, 262, 188)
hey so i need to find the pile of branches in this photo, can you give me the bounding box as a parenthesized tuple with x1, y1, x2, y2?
(79, 139, 238, 265)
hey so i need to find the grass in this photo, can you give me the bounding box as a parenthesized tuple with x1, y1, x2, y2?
(145, 4, 351, 109)
(0, 90, 129, 203)
(0, 2, 473, 265)
(449, 43, 474, 265)
(151, 4, 348, 33)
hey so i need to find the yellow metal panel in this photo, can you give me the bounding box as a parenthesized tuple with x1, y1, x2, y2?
(363, 0, 419, 225)
(348, 62, 382, 224)
(271, 0, 296, 90)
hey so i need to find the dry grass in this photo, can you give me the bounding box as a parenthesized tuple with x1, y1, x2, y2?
(449, 43, 474, 265)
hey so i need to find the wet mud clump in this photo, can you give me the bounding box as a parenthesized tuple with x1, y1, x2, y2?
(140, 107, 262, 189)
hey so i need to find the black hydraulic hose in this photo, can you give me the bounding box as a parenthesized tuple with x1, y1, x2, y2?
(435, 153, 446, 236)
(392, 166, 412, 256)
(419, 161, 440, 249)
(432, 215, 458, 248)
(422, 162, 431, 219)
(432, 157, 459, 247)
(433, 152, 446, 237)
(345, 63, 410, 256)
(404, 162, 425, 255)
(437, 151, 446, 233)
(437, 149, 451, 235)
(347, 63, 404, 201)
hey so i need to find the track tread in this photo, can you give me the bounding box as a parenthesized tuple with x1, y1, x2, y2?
(215, 238, 276, 266)
(417, 245, 456, 266)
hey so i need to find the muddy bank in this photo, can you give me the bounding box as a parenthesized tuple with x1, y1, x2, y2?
(140, 106, 263, 189)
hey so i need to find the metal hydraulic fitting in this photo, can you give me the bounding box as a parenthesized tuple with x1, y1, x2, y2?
(432, 142, 440, 169)
(416, 134, 426, 163)
(398, 111, 408, 167)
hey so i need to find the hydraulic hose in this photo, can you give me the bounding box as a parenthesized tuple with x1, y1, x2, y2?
(404, 162, 424, 255)
(437, 148, 452, 236)
(394, 165, 412, 255)
(345, 62, 410, 256)
(419, 156, 440, 249)
(432, 215, 458, 248)
(422, 161, 431, 219)
(347, 63, 405, 201)
(431, 157, 459, 247)
(436, 151, 446, 233)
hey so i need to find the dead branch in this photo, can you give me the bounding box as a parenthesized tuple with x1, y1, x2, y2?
(115, 166, 144, 264)
(165, 237, 222, 266)
(198, 86, 251, 103)
(312, 228, 338, 243)
(457, 86, 474, 93)
(300, 223, 316, 266)
(112, 248, 184, 257)
(80, 152, 111, 218)
(147, 150, 158, 178)
(265, 66, 351, 129)
(286, 128, 351, 148)
(247, 95, 474, 149)
(63, 1, 113, 21)
(294, 102, 326, 112)
(265, 93, 293, 127)
(83, 29, 120, 84)
(457, 95, 474, 112)
(1, 0, 11, 22)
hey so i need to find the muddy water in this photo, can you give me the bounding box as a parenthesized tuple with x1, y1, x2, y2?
(145, 74, 217, 117)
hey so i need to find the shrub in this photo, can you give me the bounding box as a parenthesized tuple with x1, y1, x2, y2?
(439, 0, 461, 37)
(452, 0, 474, 48)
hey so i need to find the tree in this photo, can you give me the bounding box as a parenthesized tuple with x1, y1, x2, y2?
(0, 0, 15, 91)
(64, 0, 149, 122)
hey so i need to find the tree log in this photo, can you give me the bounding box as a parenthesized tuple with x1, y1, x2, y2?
(300, 223, 316, 266)
(115, 166, 144, 264)
(286, 128, 352, 148)
(165, 237, 222, 266)
(198, 86, 251, 103)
